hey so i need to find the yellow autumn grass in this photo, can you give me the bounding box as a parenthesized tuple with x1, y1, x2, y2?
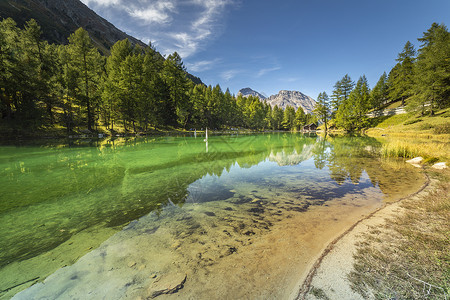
(378, 136, 450, 161)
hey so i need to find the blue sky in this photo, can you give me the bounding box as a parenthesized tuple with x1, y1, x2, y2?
(80, 0, 450, 99)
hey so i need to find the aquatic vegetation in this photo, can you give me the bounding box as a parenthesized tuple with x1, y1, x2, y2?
(0, 134, 426, 299)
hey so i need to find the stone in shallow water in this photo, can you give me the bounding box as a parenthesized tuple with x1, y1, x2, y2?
(147, 273, 187, 298)
(432, 162, 447, 169)
(406, 157, 423, 164)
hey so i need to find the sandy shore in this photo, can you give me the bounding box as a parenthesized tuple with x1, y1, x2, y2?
(294, 172, 434, 300)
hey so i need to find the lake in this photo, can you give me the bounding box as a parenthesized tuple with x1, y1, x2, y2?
(0, 133, 425, 299)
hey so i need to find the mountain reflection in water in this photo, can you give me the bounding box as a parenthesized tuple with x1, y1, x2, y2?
(0, 133, 424, 299)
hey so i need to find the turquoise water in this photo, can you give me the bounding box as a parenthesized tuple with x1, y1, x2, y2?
(0, 133, 424, 299)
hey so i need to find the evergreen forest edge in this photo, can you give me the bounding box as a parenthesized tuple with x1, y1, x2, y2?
(0, 18, 449, 137)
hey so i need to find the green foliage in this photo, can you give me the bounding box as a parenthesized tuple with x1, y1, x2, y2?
(67, 27, 103, 131)
(313, 92, 330, 131)
(388, 41, 416, 105)
(282, 106, 296, 130)
(271, 105, 284, 130)
(330, 74, 354, 114)
(0, 18, 279, 133)
(370, 72, 388, 109)
(409, 23, 450, 115)
(335, 76, 370, 131)
(433, 123, 450, 134)
(294, 106, 306, 130)
(403, 118, 422, 125)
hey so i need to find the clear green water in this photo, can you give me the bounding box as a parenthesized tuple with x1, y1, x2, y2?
(0, 133, 424, 299)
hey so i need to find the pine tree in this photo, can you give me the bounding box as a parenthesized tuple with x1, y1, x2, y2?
(331, 74, 354, 115)
(370, 72, 388, 109)
(335, 75, 370, 131)
(313, 92, 330, 132)
(411, 23, 450, 115)
(271, 105, 284, 130)
(294, 106, 306, 130)
(163, 52, 190, 128)
(282, 106, 296, 130)
(67, 28, 103, 131)
(388, 41, 416, 105)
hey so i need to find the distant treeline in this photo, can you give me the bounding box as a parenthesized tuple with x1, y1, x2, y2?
(313, 22, 450, 132)
(0, 18, 315, 134)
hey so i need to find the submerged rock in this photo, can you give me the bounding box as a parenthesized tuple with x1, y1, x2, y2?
(148, 274, 187, 298)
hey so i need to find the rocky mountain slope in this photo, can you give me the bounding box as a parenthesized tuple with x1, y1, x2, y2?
(238, 88, 316, 114)
(266, 90, 316, 114)
(0, 0, 146, 53)
(238, 88, 267, 100)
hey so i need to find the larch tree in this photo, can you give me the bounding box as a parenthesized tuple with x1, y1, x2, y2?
(412, 23, 450, 115)
(370, 72, 388, 110)
(331, 74, 354, 113)
(67, 27, 103, 131)
(388, 41, 416, 106)
(313, 92, 330, 132)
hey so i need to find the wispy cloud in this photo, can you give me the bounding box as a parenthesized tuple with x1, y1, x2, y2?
(221, 69, 239, 81)
(282, 77, 300, 83)
(257, 66, 281, 77)
(185, 58, 221, 72)
(127, 1, 176, 25)
(167, 0, 235, 57)
(81, 0, 120, 6)
(81, 0, 236, 58)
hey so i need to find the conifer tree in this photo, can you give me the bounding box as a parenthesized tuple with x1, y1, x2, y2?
(67, 28, 103, 131)
(335, 75, 370, 131)
(163, 52, 190, 128)
(331, 74, 354, 115)
(370, 72, 388, 109)
(282, 106, 296, 130)
(271, 105, 284, 130)
(294, 106, 306, 130)
(313, 92, 330, 132)
(411, 23, 450, 115)
(388, 41, 416, 105)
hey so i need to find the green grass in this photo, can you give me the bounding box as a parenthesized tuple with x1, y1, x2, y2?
(368, 107, 450, 133)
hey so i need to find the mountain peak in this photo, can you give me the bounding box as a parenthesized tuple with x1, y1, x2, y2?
(267, 90, 316, 113)
(238, 88, 316, 114)
(237, 88, 267, 100)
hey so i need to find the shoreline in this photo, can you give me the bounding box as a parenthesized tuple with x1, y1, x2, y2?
(294, 169, 432, 300)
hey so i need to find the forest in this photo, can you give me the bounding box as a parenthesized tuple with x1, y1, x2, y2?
(0, 18, 315, 135)
(0, 18, 448, 135)
(314, 22, 450, 132)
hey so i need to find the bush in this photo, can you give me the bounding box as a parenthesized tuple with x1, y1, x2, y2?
(418, 123, 433, 130)
(433, 123, 450, 134)
(404, 118, 422, 125)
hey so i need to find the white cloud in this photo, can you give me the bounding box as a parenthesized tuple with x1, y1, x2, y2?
(185, 58, 221, 72)
(82, 0, 236, 58)
(257, 66, 281, 77)
(127, 1, 176, 25)
(221, 69, 239, 81)
(162, 0, 235, 57)
(80, 0, 120, 7)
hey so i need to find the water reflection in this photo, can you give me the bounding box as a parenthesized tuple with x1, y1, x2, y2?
(0, 134, 424, 298)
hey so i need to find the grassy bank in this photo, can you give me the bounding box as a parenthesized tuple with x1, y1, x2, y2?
(346, 108, 450, 299)
(366, 106, 450, 161)
(348, 168, 450, 299)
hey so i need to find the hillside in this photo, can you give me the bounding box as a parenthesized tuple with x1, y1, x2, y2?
(0, 0, 146, 53)
(0, 0, 203, 86)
